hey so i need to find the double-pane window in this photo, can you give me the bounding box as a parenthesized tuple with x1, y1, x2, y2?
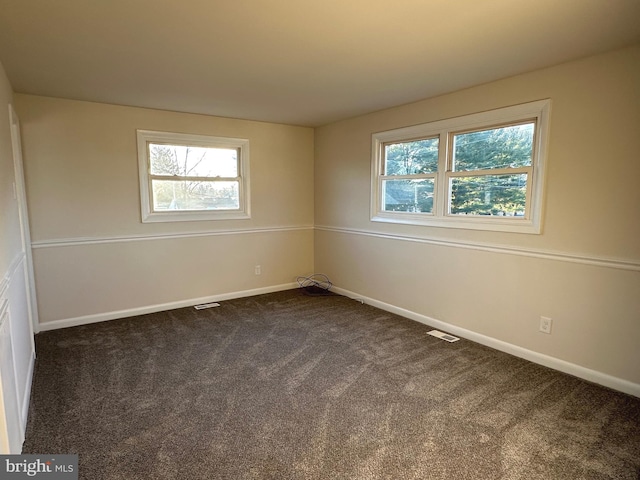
(448, 122, 534, 217)
(137, 130, 250, 222)
(372, 100, 549, 233)
(382, 137, 438, 214)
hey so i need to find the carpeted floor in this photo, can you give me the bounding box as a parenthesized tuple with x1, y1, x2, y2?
(23, 289, 640, 479)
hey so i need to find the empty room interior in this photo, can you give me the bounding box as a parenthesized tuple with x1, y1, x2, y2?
(0, 1, 639, 478)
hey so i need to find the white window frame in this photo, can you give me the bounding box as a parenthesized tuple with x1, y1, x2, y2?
(371, 100, 550, 234)
(137, 130, 250, 223)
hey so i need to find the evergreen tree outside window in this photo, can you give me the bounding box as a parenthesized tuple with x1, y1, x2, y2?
(383, 137, 438, 213)
(448, 122, 534, 217)
(371, 100, 550, 234)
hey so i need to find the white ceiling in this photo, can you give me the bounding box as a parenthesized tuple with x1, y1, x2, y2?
(0, 0, 639, 126)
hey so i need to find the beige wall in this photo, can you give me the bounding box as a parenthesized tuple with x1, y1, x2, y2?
(314, 45, 640, 386)
(16, 96, 315, 326)
(12, 45, 640, 391)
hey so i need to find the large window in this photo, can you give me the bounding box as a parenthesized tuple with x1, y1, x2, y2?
(371, 100, 550, 233)
(137, 130, 250, 222)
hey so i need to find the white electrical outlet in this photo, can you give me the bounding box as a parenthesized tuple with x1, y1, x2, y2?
(539, 316, 552, 334)
(255, 265, 261, 275)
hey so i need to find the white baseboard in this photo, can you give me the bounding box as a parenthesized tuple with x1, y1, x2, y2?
(331, 286, 640, 398)
(38, 283, 298, 332)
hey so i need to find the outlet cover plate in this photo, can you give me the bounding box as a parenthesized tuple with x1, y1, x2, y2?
(540, 316, 552, 334)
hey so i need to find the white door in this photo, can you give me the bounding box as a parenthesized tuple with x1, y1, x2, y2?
(0, 104, 37, 452)
(9, 104, 38, 335)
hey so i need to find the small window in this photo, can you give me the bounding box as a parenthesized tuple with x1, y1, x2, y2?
(137, 130, 250, 223)
(371, 100, 550, 233)
(448, 122, 534, 217)
(382, 137, 439, 214)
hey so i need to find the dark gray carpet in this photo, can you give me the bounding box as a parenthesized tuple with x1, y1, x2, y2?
(23, 289, 640, 479)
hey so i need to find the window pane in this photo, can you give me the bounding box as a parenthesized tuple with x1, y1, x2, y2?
(384, 138, 439, 175)
(152, 180, 239, 211)
(382, 179, 434, 213)
(450, 174, 527, 216)
(452, 123, 534, 172)
(149, 143, 238, 177)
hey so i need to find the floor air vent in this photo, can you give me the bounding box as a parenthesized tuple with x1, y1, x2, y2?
(194, 302, 220, 310)
(427, 330, 460, 343)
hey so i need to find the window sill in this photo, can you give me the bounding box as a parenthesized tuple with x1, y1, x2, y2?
(142, 210, 251, 223)
(371, 212, 541, 234)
